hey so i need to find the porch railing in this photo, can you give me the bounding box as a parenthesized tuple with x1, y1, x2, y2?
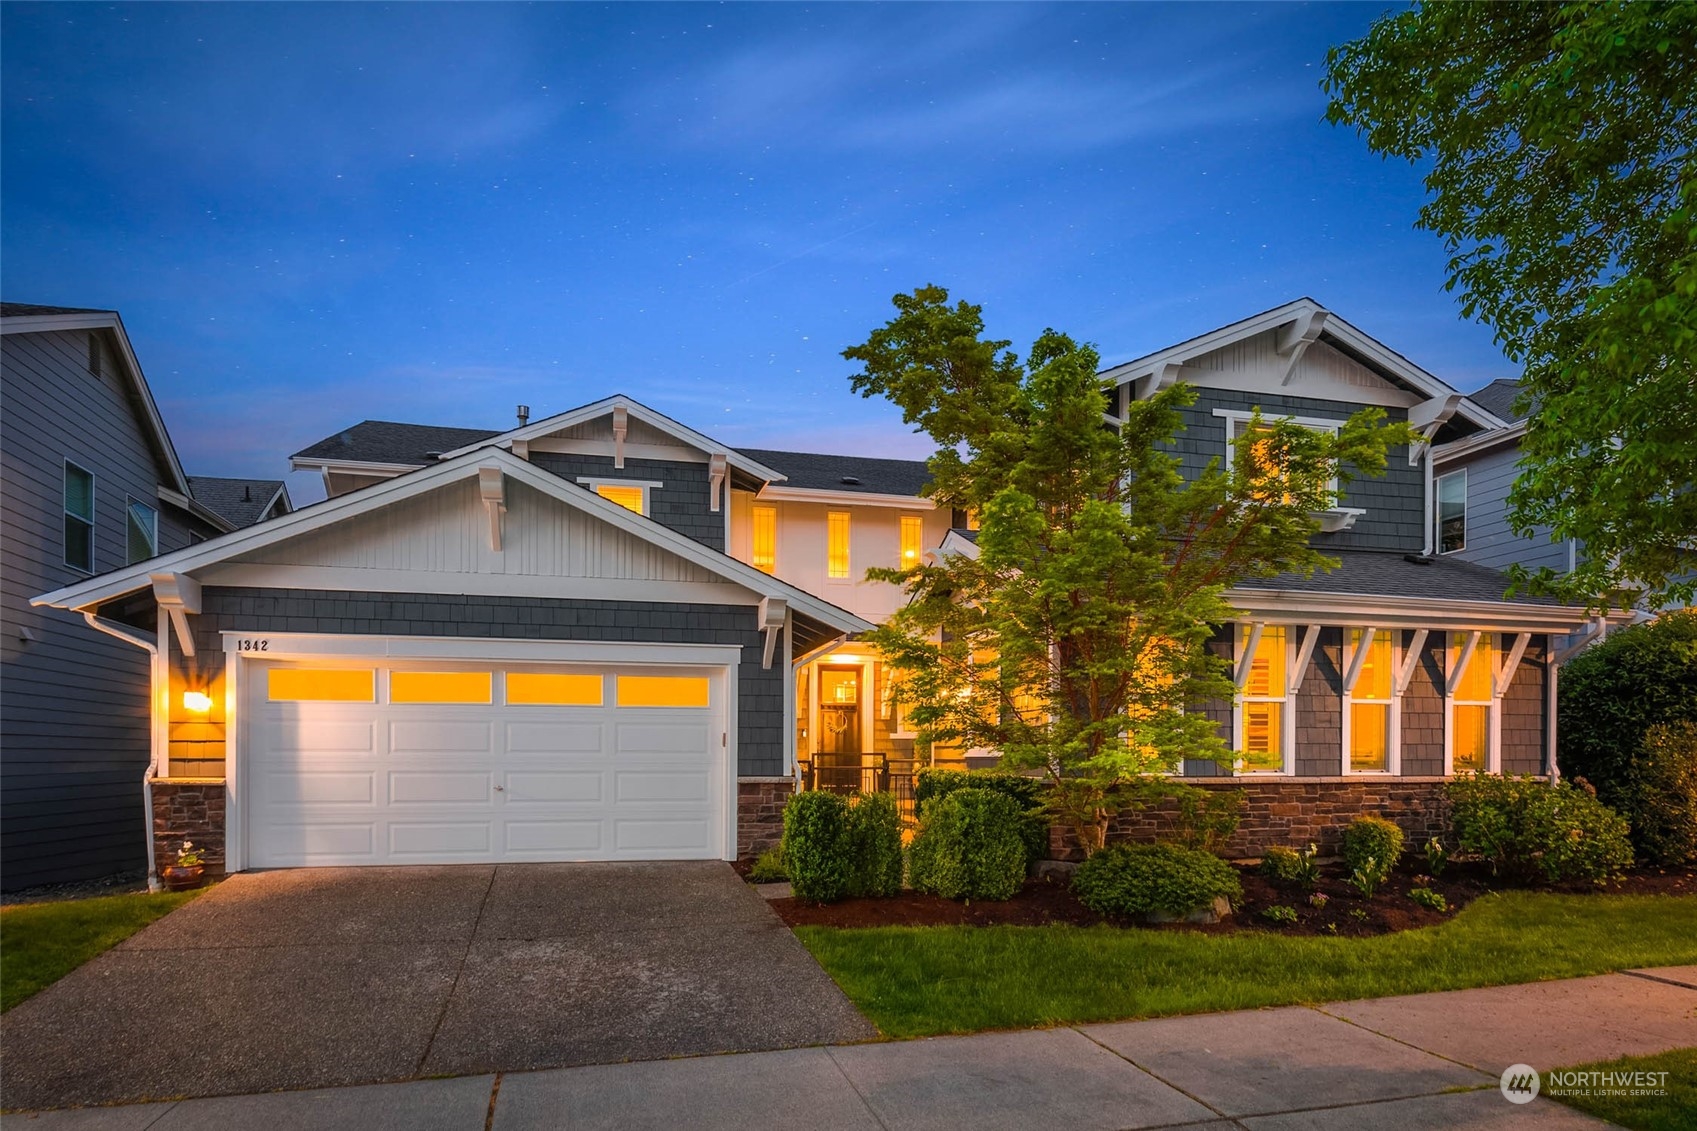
(805, 752, 919, 826)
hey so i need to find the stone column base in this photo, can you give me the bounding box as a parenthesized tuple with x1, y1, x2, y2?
(736, 777, 795, 860)
(152, 778, 227, 880)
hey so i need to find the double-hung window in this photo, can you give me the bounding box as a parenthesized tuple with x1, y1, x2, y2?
(1435, 469, 1466, 553)
(1345, 629, 1395, 772)
(899, 514, 923, 568)
(1221, 413, 1340, 506)
(826, 511, 851, 579)
(63, 461, 95, 572)
(1236, 625, 1288, 773)
(1449, 632, 1494, 772)
(126, 498, 159, 564)
(750, 504, 777, 574)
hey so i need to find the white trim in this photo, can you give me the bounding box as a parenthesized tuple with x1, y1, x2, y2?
(1234, 621, 1266, 689)
(1342, 627, 1400, 775)
(1444, 631, 1498, 774)
(722, 662, 739, 860)
(195, 564, 761, 606)
(1493, 632, 1533, 698)
(157, 487, 238, 535)
(224, 633, 243, 873)
(576, 476, 663, 516)
(1289, 624, 1323, 694)
(1431, 419, 1529, 466)
(528, 436, 709, 463)
(218, 631, 743, 666)
(1434, 467, 1467, 554)
(288, 457, 417, 476)
(1233, 622, 1294, 775)
(1394, 629, 1430, 694)
(781, 616, 796, 776)
(126, 495, 161, 565)
(1226, 588, 1600, 633)
(1214, 407, 1348, 433)
(756, 484, 933, 510)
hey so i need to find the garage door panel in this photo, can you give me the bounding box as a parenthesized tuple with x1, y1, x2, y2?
(615, 770, 711, 803)
(388, 771, 491, 805)
(389, 719, 494, 755)
(256, 717, 376, 755)
(615, 721, 713, 756)
(614, 818, 712, 854)
(389, 822, 491, 856)
(504, 770, 603, 803)
(264, 770, 376, 805)
(266, 823, 377, 862)
(503, 820, 604, 854)
(505, 720, 605, 755)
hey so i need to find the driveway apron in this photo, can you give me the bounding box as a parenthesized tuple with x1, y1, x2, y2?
(0, 863, 873, 1110)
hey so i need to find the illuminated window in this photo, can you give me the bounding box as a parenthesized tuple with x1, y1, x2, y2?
(900, 515, 923, 568)
(1450, 633, 1494, 772)
(390, 671, 493, 704)
(268, 669, 375, 702)
(1228, 416, 1339, 506)
(751, 504, 777, 573)
(595, 484, 646, 514)
(827, 511, 850, 579)
(1347, 630, 1393, 772)
(965, 509, 980, 531)
(1436, 470, 1466, 553)
(1238, 625, 1287, 772)
(506, 672, 603, 706)
(617, 675, 710, 708)
(63, 461, 94, 572)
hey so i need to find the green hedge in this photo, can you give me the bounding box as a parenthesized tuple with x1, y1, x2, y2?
(914, 769, 1049, 862)
(779, 790, 907, 902)
(1626, 721, 1697, 865)
(1072, 843, 1242, 918)
(1447, 773, 1633, 883)
(908, 788, 1028, 901)
(845, 791, 905, 898)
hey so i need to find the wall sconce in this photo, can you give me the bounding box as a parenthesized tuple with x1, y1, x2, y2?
(182, 690, 213, 714)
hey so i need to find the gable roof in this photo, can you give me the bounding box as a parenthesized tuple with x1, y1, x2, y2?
(188, 476, 292, 528)
(292, 420, 502, 468)
(0, 303, 192, 494)
(34, 446, 872, 640)
(739, 449, 932, 498)
(1468, 378, 1524, 422)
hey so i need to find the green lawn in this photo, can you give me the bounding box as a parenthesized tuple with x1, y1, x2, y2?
(1547, 1048, 1697, 1131)
(796, 892, 1697, 1038)
(1, 890, 199, 1012)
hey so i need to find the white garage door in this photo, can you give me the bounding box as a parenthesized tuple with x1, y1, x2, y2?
(244, 659, 727, 867)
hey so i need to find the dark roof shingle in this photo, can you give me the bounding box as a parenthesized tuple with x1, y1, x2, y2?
(292, 420, 501, 466)
(1468, 378, 1524, 422)
(739, 448, 932, 497)
(0, 302, 115, 317)
(187, 477, 288, 528)
(1240, 549, 1561, 605)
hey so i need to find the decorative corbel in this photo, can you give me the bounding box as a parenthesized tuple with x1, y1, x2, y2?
(1289, 624, 1323, 694)
(150, 572, 202, 658)
(612, 404, 629, 469)
(758, 597, 787, 669)
(1234, 622, 1266, 689)
(708, 453, 727, 513)
(478, 465, 506, 552)
(1492, 632, 1533, 698)
(1394, 629, 1430, 694)
(1275, 309, 1329, 385)
(1406, 393, 1462, 465)
(511, 439, 529, 461)
(1446, 630, 1482, 696)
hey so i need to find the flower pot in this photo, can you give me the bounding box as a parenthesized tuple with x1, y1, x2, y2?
(162, 864, 206, 891)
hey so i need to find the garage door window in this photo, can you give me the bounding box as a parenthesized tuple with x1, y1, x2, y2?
(390, 671, 493, 704)
(268, 669, 375, 702)
(616, 675, 710, 708)
(506, 672, 604, 706)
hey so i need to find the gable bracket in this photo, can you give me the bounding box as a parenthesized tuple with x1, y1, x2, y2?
(1446, 630, 1482, 697)
(758, 597, 788, 669)
(1276, 310, 1329, 385)
(1289, 624, 1322, 694)
(1394, 629, 1430, 694)
(477, 465, 506, 552)
(150, 572, 201, 658)
(1234, 621, 1266, 690)
(612, 405, 628, 469)
(708, 453, 727, 513)
(1492, 632, 1532, 699)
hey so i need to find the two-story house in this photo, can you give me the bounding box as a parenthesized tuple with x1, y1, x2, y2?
(32, 299, 1616, 878)
(1, 303, 290, 890)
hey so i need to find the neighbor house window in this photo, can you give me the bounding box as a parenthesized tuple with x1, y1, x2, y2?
(900, 514, 923, 568)
(126, 498, 158, 564)
(1237, 625, 1288, 773)
(1346, 629, 1394, 772)
(751, 504, 777, 574)
(1436, 469, 1466, 553)
(63, 461, 95, 572)
(827, 511, 851, 579)
(1449, 632, 1494, 772)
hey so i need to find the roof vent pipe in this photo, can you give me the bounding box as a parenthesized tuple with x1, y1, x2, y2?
(517, 404, 530, 426)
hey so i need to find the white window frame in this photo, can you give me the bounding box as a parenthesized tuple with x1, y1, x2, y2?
(63, 459, 95, 574)
(1215, 409, 1343, 496)
(1233, 623, 1294, 775)
(1341, 628, 1400, 775)
(1435, 468, 1467, 554)
(576, 477, 663, 516)
(1444, 631, 1498, 774)
(126, 496, 159, 565)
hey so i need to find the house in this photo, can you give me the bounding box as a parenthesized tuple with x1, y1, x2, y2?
(187, 477, 293, 529)
(0, 303, 286, 889)
(31, 299, 1619, 879)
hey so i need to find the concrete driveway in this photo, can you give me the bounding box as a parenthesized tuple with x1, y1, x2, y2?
(0, 863, 874, 1111)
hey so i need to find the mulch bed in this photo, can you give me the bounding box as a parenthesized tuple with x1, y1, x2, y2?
(766, 859, 1697, 937)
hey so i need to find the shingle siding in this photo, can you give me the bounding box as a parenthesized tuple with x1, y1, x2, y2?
(183, 588, 785, 776)
(529, 452, 725, 551)
(1400, 635, 1447, 776)
(1502, 637, 1547, 775)
(1296, 629, 1344, 776)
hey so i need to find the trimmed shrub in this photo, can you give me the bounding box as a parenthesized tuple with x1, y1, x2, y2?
(914, 769, 1050, 862)
(1342, 815, 1405, 877)
(1559, 610, 1697, 856)
(1167, 782, 1246, 853)
(1259, 843, 1319, 888)
(1071, 843, 1243, 918)
(1629, 721, 1697, 865)
(1408, 887, 1448, 912)
(780, 790, 852, 902)
(1447, 773, 1634, 883)
(907, 788, 1028, 901)
(845, 792, 905, 897)
(747, 848, 787, 884)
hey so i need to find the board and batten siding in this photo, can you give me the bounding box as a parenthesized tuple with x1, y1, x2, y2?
(0, 328, 180, 888)
(1438, 444, 1572, 574)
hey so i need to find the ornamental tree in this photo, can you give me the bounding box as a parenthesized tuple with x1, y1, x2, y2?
(1324, 1, 1697, 610)
(843, 286, 1414, 853)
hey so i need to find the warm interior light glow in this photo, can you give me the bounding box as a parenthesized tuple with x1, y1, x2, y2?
(900, 514, 923, 566)
(182, 690, 213, 713)
(268, 668, 375, 702)
(390, 670, 493, 704)
(751, 505, 777, 574)
(826, 511, 850, 578)
(595, 484, 645, 514)
(616, 675, 710, 708)
(507, 672, 603, 706)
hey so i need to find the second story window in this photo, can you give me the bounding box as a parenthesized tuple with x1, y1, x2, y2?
(63, 461, 95, 573)
(751, 504, 777, 574)
(900, 515, 923, 567)
(577, 477, 661, 516)
(127, 498, 159, 564)
(1436, 469, 1466, 553)
(827, 511, 851, 579)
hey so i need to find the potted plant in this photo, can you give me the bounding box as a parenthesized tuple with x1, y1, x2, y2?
(162, 840, 206, 891)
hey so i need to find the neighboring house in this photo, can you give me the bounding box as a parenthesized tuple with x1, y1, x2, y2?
(187, 476, 293, 529)
(32, 299, 1620, 880)
(0, 303, 250, 889)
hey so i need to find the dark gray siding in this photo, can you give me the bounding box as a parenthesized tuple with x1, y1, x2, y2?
(1502, 637, 1547, 775)
(1440, 445, 1572, 574)
(530, 453, 724, 551)
(1296, 629, 1344, 776)
(1401, 634, 1447, 776)
(0, 328, 179, 888)
(1165, 388, 1422, 552)
(1183, 631, 1234, 776)
(184, 588, 785, 776)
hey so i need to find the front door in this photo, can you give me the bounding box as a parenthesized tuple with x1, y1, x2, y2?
(817, 665, 862, 755)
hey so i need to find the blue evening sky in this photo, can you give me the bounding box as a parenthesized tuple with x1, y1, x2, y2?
(2, 2, 1508, 504)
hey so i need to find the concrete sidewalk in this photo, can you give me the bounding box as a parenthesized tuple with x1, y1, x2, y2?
(9, 966, 1695, 1130)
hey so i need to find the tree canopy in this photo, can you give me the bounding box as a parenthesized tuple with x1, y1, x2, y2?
(1324, 1, 1697, 610)
(844, 286, 1413, 850)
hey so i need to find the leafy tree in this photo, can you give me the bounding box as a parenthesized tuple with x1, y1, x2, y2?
(843, 286, 1414, 853)
(1324, 2, 1697, 610)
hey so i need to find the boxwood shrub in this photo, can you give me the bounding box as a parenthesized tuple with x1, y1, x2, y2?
(914, 769, 1050, 862)
(1447, 773, 1633, 883)
(1341, 815, 1405, 877)
(1072, 843, 1243, 918)
(907, 787, 1028, 901)
(780, 790, 852, 902)
(845, 791, 905, 898)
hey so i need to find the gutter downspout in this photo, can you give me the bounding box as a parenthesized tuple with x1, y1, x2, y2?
(1421, 435, 1436, 556)
(81, 610, 163, 892)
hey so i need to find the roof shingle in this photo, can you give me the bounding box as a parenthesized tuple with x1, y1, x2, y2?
(292, 420, 501, 466)
(187, 477, 288, 528)
(1240, 549, 1561, 605)
(738, 448, 931, 497)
